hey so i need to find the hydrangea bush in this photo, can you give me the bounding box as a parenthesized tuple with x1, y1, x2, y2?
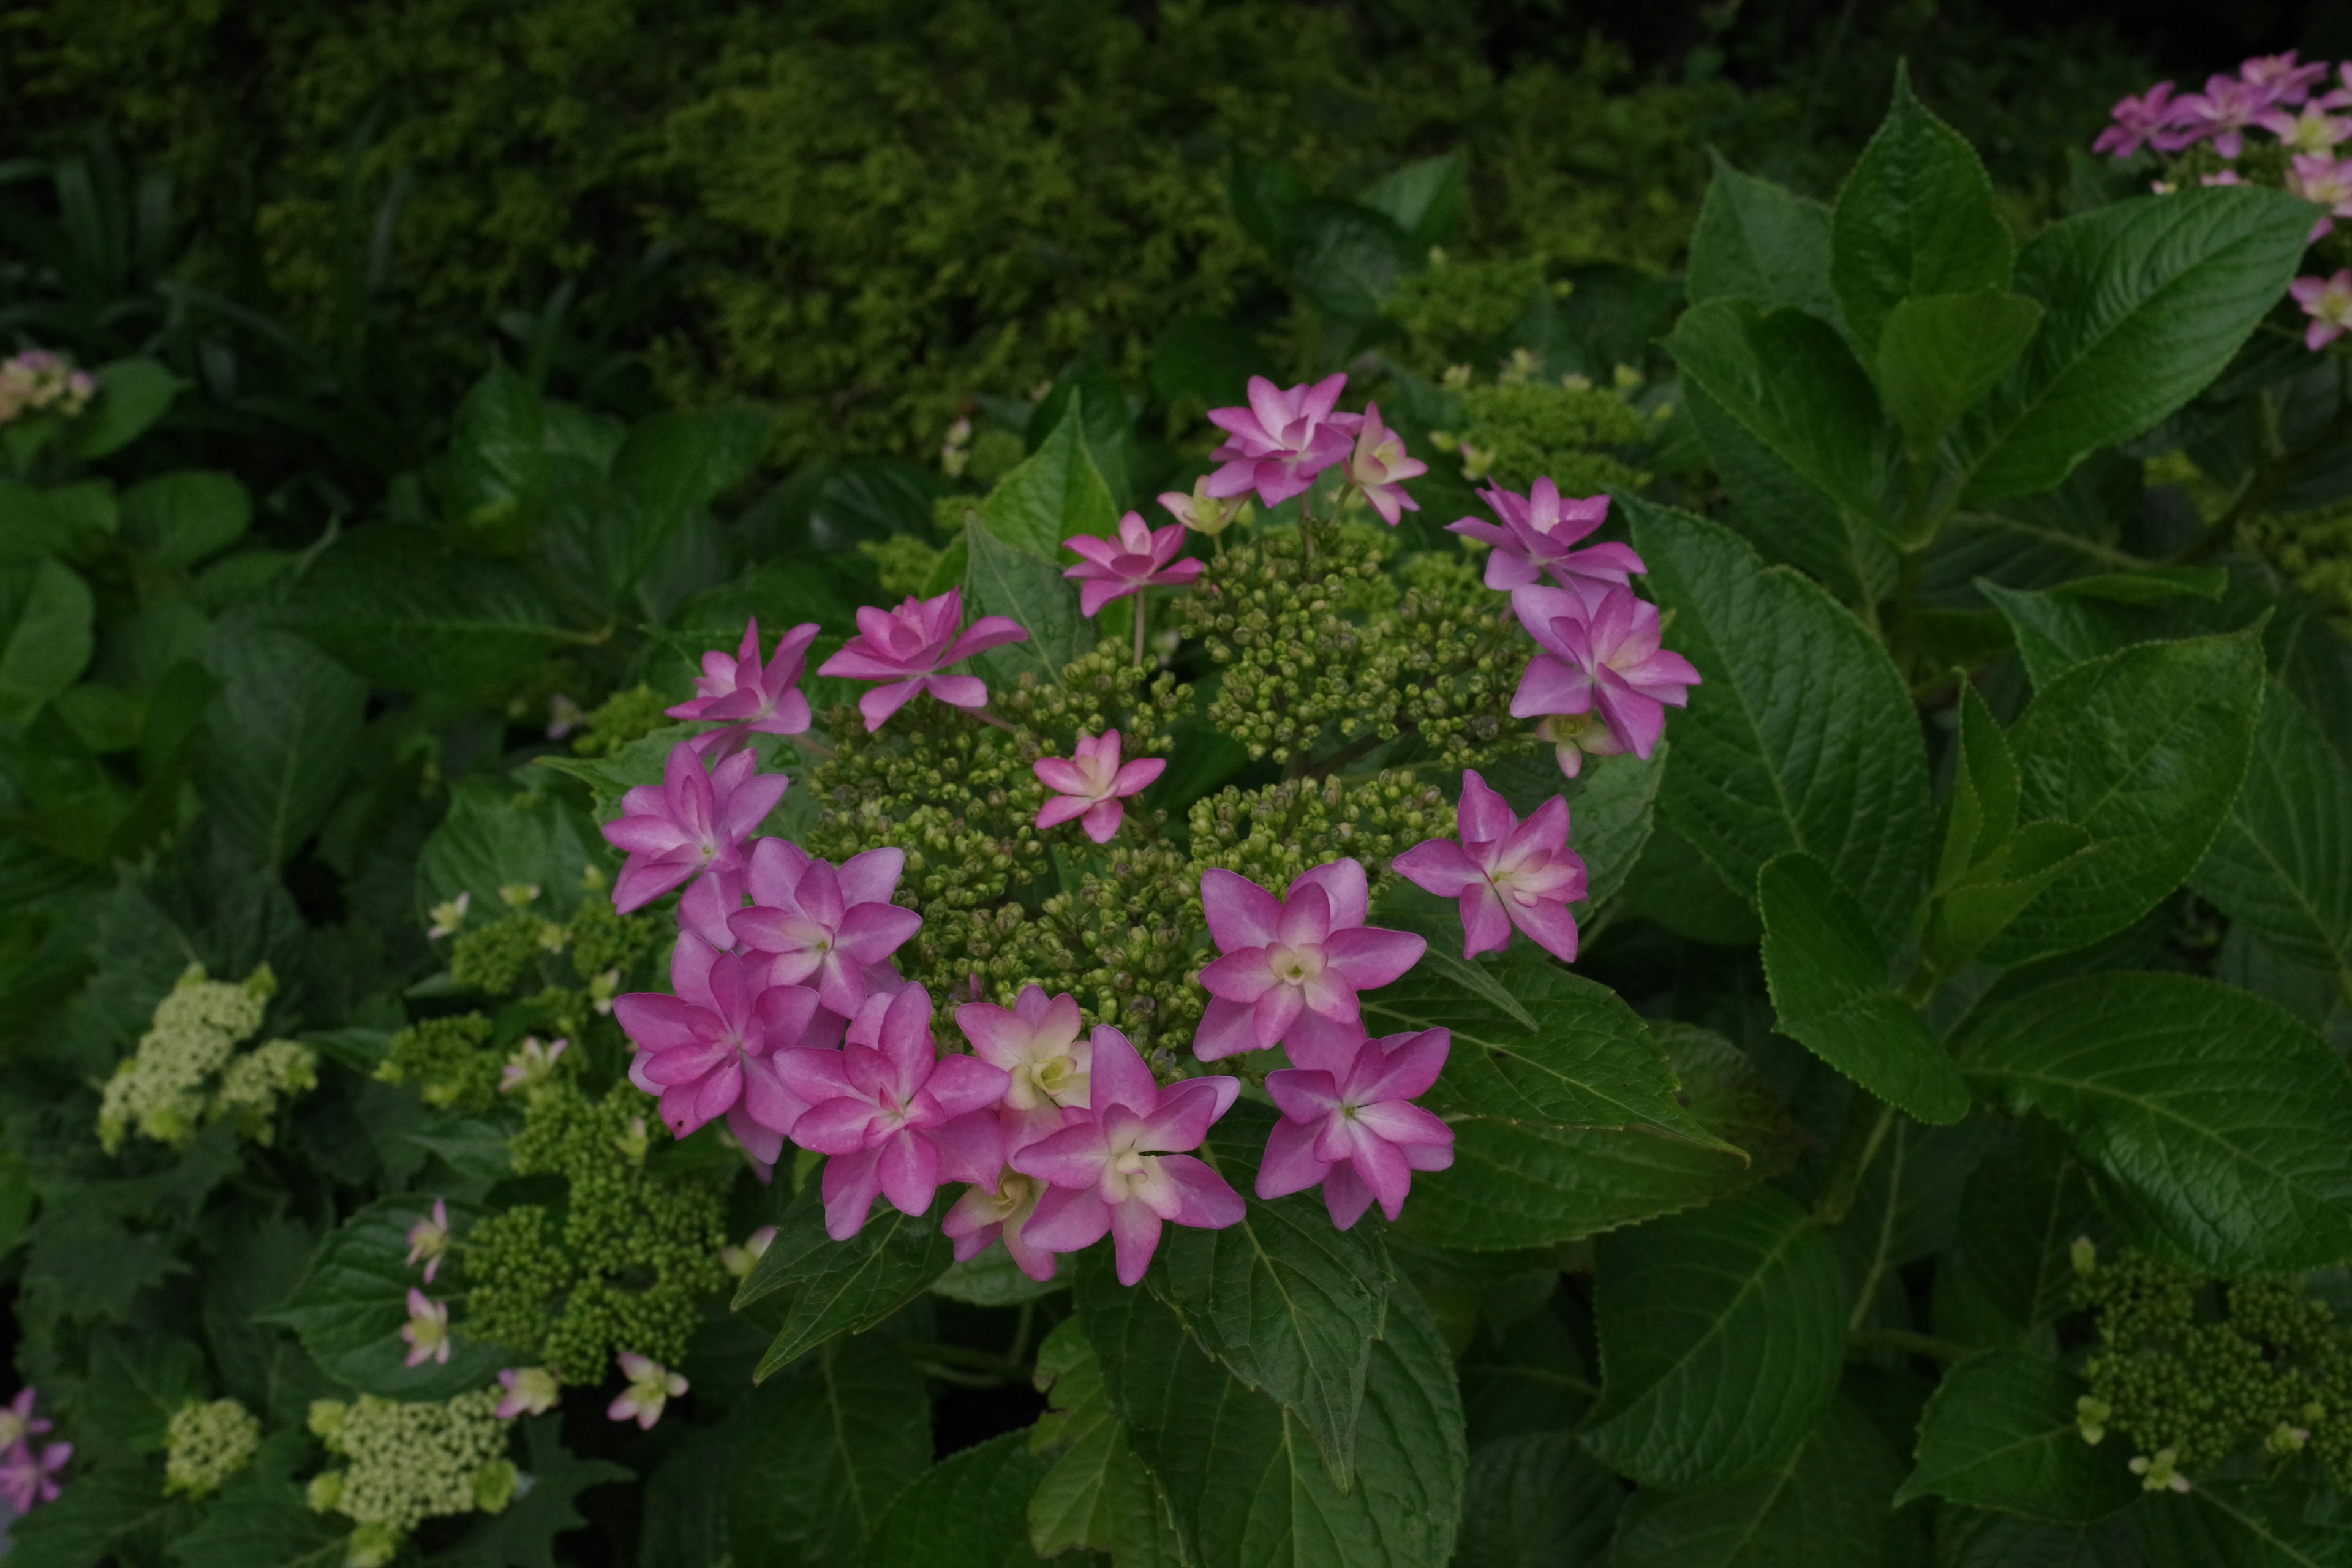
(9, 70, 2352, 1568)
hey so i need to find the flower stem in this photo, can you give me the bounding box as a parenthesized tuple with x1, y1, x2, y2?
(1134, 592, 1147, 668)
(1814, 1095, 1895, 1226)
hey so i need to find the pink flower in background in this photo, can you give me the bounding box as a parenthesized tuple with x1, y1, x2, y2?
(943, 1112, 1066, 1282)
(1534, 710, 1629, 780)
(2160, 74, 2273, 157)
(667, 617, 822, 755)
(0, 1439, 69, 1512)
(1509, 584, 1700, 761)
(729, 842, 921, 1017)
(612, 934, 824, 1163)
(777, 985, 1011, 1240)
(0, 1390, 51, 1450)
(957, 985, 1091, 1134)
(608, 1354, 687, 1430)
(1193, 859, 1427, 1062)
(1204, 374, 1359, 507)
(499, 1035, 569, 1094)
(1156, 477, 1250, 539)
(1258, 1028, 1454, 1229)
(405, 1199, 451, 1284)
(1343, 402, 1427, 525)
(2293, 271, 2352, 350)
(1447, 478, 1646, 594)
(2240, 50, 2331, 106)
(1033, 731, 1164, 843)
(1393, 770, 1589, 962)
(2290, 155, 2352, 238)
(401, 1289, 451, 1368)
(2260, 103, 2352, 154)
(602, 744, 787, 912)
(2094, 81, 2181, 158)
(496, 1368, 560, 1419)
(1063, 511, 1205, 617)
(816, 588, 1029, 731)
(1011, 1027, 1243, 1284)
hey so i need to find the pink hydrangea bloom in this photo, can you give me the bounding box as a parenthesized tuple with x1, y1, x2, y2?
(667, 617, 822, 756)
(2241, 50, 2331, 106)
(499, 1034, 568, 1095)
(815, 588, 1030, 731)
(729, 840, 921, 1017)
(401, 1289, 451, 1368)
(1258, 1028, 1454, 1229)
(612, 933, 826, 1164)
(496, 1368, 560, 1419)
(1534, 710, 1629, 780)
(1009, 1026, 1244, 1284)
(1509, 584, 1700, 761)
(608, 1354, 687, 1430)
(1446, 478, 1646, 594)
(1392, 770, 1589, 962)
(1156, 477, 1250, 539)
(0, 1439, 69, 1512)
(2260, 103, 2352, 155)
(601, 743, 788, 913)
(957, 985, 1091, 1137)
(2094, 81, 2181, 158)
(2159, 74, 2274, 157)
(405, 1199, 451, 1284)
(1343, 402, 1427, 526)
(1193, 859, 1427, 1062)
(2290, 154, 2352, 239)
(1062, 511, 1205, 617)
(777, 985, 1012, 1240)
(0, 1390, 50, 1450)
(1033, 731, 1164, 844)
(943, 1110, 1065, 1282)
(2293, 271, 2352, 351)
(1203, 374, 1359, 507)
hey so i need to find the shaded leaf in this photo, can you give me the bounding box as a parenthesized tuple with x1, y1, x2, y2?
(1610, 1400, 1905, 1568)
(865, 1432, 1053, 1568)
(737, 1180, 952, 1380)
(1897, 1349, 2138, 1523)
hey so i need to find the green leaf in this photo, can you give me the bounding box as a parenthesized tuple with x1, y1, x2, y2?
(1452, 1432, 1619, 1568)
(962, 516, 1087, 689)
(726, 1334, 931, 1568)
(1938, 1509, 2140, 1568)
(1937, 684, 2022, 893)
(1977, 574, 2229, 690)
(931, 1246, 1065, 1308)
(1082, 1259, 1466, 1568)
(737, 1179, 952, 1379)
(1758, 851, 1971, 1123)
(1585, 1186, 1847, 1490)
(1959, 1114, 2097, 1330)
(118, 471, 252, 571)
(1025, 1316, 1180, 1564)
(268, 1195, 512, 1398)
(1987, 629, 2264, 965)
(1681, 382, 1896, 606)
(1962, 971, 2352, 1274)
(418, 778, 597, 925)
(6, 1466, 193, 1568)
(1147, 1101, 1395, 1483)
(77, 1325, 208, 1463)
(1957, 187, 2316, 503)
(2193, 681, 2352, 970)
(866, 1431, 1053, 1568)
(1360, 151, 1468, 248)
(1896, 1349, 2138, 1523)
(1610, 1399, 1906, 1568)
(609, 406, 774, 586)
(1287, 200, 1421, 325)
(74, 357, 181, 459)
(1830, 66, 2013, 355)
(1629, 498, 1934, 934)
(2135, 1478, 2352, 1568)
(1875, 291, 2045, 450)
(0, 557, 95, 722)
(1687, 152, 1841, 323)
(440, 1416, 631, 1568)
(198, 621, 367, 870)
(432, 365, 548, 544)
(978, 394, 1120, 560)
(168, 1477, 347, 1568)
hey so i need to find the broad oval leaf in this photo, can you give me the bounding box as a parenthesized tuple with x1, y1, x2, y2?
(198, 620, 368, 872)
(268, 1195, 512, 1398)
(1896, 1349, 2139, 1523)
(727, 1333, 932, 1567)
(965, 515, 1087, 688)
(1611, 1399, 1904, 1568)
(1453, 1432, 1621, 1568)
(118, 470, 252, 571)
(1875, 290, 2045, 450)
(2193, 680, 2352, 970)
(1686, 152, 1841, 324)
(978, 394, 1120, 560)
(0, 557, 96, 722)
(866, 1430, 1054, 1568)
(738, 1179, 953, 1379)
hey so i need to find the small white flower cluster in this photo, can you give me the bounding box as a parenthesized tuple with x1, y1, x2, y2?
(97, 964, 316, 1153)
(163, 1398, 260, 1499)
(305, 1391, 517, 1564)
(0, 350, 96, 424)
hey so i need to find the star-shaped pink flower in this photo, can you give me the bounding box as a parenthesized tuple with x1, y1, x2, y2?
(1393, 769, 1588, 962)
(2094, 81, 2182, 159)
(1033, 731, 1164, 843)
(613, 932, 826, 1164)
(1257, 1027, 1453, 1229)
(2290, 154, 2352, 240)
(401, 1289, 451, 1368)
(1192, 859, 1427, 1062)
(2241, 50, 2331, 107)
(0, 1437, 69, 1512)
(728, 839, 922, 1017)
(1448, 477, 1646, 594)
(1203, 374, 1359, 507)
(943, 1109, 1066, 1283)
(668, 618, 822, 756)
(956, 984, 1091, 1137)
(2158, 74, 2273, 157)
(1009, 1026, 1243, 1284)
(1343, 402, 1427, 526)
(601, 742, 788, 913)
(405, 1199, 451, 1284)
(815, 588, 1029, 732)
(2292, 270, 2352, 352)
(1063, 512, 1204, 618)
(1509, 583, 1700, 761)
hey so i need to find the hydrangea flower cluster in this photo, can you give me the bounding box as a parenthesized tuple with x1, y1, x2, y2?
(96, 963, 317, 1153)
(600, 375, 1699, 1285)
(2092, 51, 2352, 351)
(0, 349, 96, 424)
(305, 1391, 516, 1566)
(164, 1398, 261, 1499)
(0, 1389, 67, 1514)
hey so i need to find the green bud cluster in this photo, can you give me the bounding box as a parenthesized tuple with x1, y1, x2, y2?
(451, 911, 567, 995)
(377, 1012, 502, 1112)
(305, 1389, 512, 1537)
(859, 534, 946, 597)
(97, 963, 315, 1153)
(164, 1398, 262, 1498)
(1382, 254, 1551, 374)
(567, 898, 662, 984)
(1188, 769, 1455, 903)
(1453, 377, 1652, 498)
(2075, 1248, 2352, 1488)
(465, 1077, 728, 1384)
(571, 683, 676, 758)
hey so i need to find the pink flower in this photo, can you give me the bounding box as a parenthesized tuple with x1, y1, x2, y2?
(957, 984, 1091, 1135)
(2241, 50, 2331, 107)
(608, 1354, 687, 1430)
(943, 1111, 1065, 1282)
(1343, 402, 1427, 526)
(1446, 478, 1647, 594)
(1192, 859, 1427, 1062)
(668, 618, 823, 756)
(1257, 1028, 1454, 1229)
(613, 933, 826, 1164)
(1009, 1026, 1244, 1284)
(1063, 511, 1205, 618)
(496, 1368, 560, 1419)
(728, 840, 922, 1017)
(499, 1035, 568, 1095)
(776, 985, 1012, 1240)
(1156, 477, 1251, 539)
(601, 743, 788, 913)
(405, 1199, 451, 1284)
(815, 588, 1028, 731)
(2259, 104, 2352, 155)
(2094, 81, 2181, 158)
(0, 1439, 69, 1512)
(2290, 154, 2352, 239)
(0, 1390, 50, 1450)
(1203, 374, 1359, 507)
(401, 1289, 451, 1368)
(1509, 583, 1700, 761)
(1534, 710, 1629, 780)
(2160, 74, 2274, 157)
(2293, 271, 2352, 351)
(1392, 770, 1588, 962)
(1033, 731, 1164, 843)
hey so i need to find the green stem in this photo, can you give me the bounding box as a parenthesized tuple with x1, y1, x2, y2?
(1814, 1097, 1896, 1227)
(1846, 1122, 1909, 1333)
(1134, 591, 1147, 668)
